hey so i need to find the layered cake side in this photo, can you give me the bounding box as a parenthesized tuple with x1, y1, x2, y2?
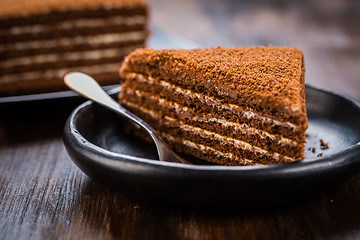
(119, 46, 308, 166)
(0, 0, 148, 96)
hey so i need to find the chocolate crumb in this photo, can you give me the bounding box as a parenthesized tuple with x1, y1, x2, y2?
(317, 153, 323, 157)
(308, 147, 316, 153)
(320, 139, 329, 149)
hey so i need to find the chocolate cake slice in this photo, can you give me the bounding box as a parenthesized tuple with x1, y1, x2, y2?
(119, 46, 308, 166)
(0, 0, 148, 96)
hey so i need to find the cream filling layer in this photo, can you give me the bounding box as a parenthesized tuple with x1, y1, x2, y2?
(125, 73, 298, 130)
(6, 16, 146, 35)
(129, 88, 298, 146)
(0, 31, 147, 52)
(2, 45, 140, 68)
(121, 100, 296, 162)
(0, 62, 120, 83)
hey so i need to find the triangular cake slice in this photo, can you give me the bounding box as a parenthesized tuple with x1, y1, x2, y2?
(119, 46, 308, 166)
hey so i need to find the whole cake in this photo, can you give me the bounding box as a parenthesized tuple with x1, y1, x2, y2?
(119, 46, 308, 166)
(0, 0, 148, 96)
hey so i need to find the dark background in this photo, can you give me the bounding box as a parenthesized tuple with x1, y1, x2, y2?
(1, 0, 360, 239)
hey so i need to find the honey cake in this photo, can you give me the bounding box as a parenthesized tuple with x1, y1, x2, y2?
(119, 46, 308, 166)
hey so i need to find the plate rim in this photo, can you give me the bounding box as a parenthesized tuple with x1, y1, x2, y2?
(63, 84, 360, 177)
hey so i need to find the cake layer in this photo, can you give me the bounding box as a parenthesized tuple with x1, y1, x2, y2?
(1, 36, 145, 59)
(1, 46, 141, 75)
(3, 16, 146, 35)
(121, 101, 296, 165)
(1, 24, 146, 44)
(120, 73, 305, 142)
(120, 47, 307, 127)
(0, 57, 125, 82)
(120, 88, 304, 159)
(164, 135, 252, 166)
(0, 43, 144, 95)
(1, 31, 146, 51)
(0, 0, 147, 25)
(0, 63, 120, 96)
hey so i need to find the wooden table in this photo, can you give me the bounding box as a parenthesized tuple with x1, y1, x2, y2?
(1, 0, 360, 239)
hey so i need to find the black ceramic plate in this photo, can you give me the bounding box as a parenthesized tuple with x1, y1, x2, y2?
(63, 85, 360, 208)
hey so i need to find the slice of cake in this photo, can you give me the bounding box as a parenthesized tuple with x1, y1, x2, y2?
(119, 46, 308, 166)
(0, 0, 148, 96)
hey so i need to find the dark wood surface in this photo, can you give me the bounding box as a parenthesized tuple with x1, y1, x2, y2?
(1, 0, 360, 239)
